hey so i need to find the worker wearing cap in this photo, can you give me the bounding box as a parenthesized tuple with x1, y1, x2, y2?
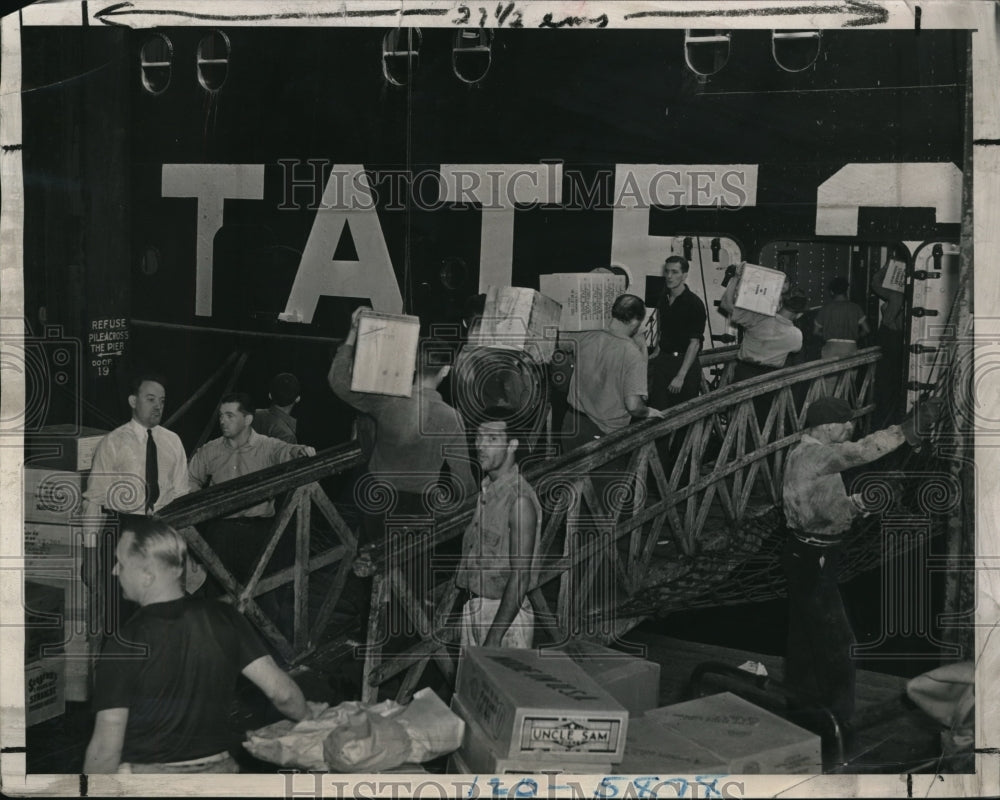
(781, 395, 942, 727)
(252, 372, 301, 444)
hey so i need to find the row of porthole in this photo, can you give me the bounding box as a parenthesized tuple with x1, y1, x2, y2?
(141, 27, 820, 95)
(140, 30, 231, 95)
(686, 30, 823, 76)
(139, 28, 494, 95)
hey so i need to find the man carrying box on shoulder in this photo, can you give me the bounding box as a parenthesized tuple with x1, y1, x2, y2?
(455, 406, 542, 649)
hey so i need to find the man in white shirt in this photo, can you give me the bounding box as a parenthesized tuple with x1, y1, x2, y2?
(82, 373, 189, 636)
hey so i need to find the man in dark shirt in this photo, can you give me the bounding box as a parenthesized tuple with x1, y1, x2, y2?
(252, 372, 301, 444)
(649, 255, 707, 410)
(84, 517, 309, 773)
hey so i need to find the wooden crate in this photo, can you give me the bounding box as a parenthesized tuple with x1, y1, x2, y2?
(470, 286, 562, 363)
(734, 263, 786, 316)
(350, 310, 421, 397)
(539, 273, 626, 332)
(619, 692, 822, 774)
(454, 646, 628, 761)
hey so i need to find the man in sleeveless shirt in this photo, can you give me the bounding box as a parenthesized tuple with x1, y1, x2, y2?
(455, 407, 541, 648)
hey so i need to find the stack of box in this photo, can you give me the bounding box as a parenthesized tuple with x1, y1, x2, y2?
(448, 647, 629, 774)
(617, 692, 822, 774)
(24, 424, 108, 706)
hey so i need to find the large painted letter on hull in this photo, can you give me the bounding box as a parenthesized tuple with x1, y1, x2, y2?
(815, 162, 962, 235)
(162, 164, 265, 317)
(439, 163, 563, 292)
(609, 164, 758, 288)
(281, 166, 402, 321)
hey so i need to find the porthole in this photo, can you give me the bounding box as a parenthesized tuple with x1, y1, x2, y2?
(197, 30, 231, 92)
(382, 28, 421, 87)
(684, 29, 731, 77)
(140, 34, 173, 95)
(771, 30, 821, 73)
(452, 29, 493, 85)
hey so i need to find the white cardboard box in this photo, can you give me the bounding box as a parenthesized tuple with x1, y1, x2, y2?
(618, 692, 822, 774)
(554, 640, 661, 715)
(23, 469, 88, 525)
(471, 286, 562, 364)
(350, 310, 421, 397)
(455, 647, 628, 761)
(539, 273, 626, 332)
(26, 658, 66, 726)
(734, 264, 786, 316)
(451, 695, 616, 772)
(25, 425, 109, 472)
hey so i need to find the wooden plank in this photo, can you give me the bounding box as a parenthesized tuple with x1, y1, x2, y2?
(239, 488, 301, 605)
(309, 484, 358, 550)
(253, 545, 347, 596)
(361, 573, 389, 704)
(293, 490, 311, 651)
(177, 525, 294, 662)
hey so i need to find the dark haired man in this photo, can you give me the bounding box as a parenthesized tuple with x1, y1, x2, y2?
(720, 267, 809, 381)
(454, 407, 542, 648)
(814, 277, 869, 360)
(188, 393, 315, 589)
(83, 372, 190, 635)
(562, 293, 663, 455)
(328, 307, 476, 544)
(84, 518, 309, 774)
(252, 372, 301, 444)
(649, 255, 707, 410)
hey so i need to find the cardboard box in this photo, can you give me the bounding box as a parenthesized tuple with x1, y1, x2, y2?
(350, 310, 421, 397)
(471, 286, 562, 364)
(25, 425, 108, 472)
(25, 581, 66, 663)
(25, 543, 87, 624)
(23, 469, 87, 525)
(554, 640, 660, 715)
(451, 694, 616, 773)
(734, 264, 786, 316)
(539, 273, 626, 332)
(26, 658, 66, 726)
(448, 712, 614, 775)
(619, 693, 822, 774)
(455, 647, 628, 761)
(882, 259, 907, 292)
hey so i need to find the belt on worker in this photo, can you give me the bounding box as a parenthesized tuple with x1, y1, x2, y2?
(661, 351, 684, 358)
(737, 359, 780, 370)
(120, 750, 232, 771)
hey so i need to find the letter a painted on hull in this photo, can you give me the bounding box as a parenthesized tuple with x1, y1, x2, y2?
(280, 166, 402, 321)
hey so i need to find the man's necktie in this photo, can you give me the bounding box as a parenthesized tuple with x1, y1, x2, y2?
(145, 429, 159, 513)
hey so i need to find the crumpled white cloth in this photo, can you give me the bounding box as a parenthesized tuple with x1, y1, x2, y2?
(244, 688, 464, 772)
